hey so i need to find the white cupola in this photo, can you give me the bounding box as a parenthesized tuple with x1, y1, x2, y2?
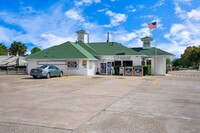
(76, 30, 88, 43)
(141, 36, 153, 49)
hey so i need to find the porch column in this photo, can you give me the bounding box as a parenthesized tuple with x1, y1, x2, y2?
(151, 56, 166, 75)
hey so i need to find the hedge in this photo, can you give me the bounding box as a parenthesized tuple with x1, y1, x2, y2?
(114, 66, 121, 75)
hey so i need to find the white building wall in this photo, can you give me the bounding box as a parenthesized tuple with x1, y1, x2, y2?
(27, 59, 90, 76)
(151, 56, 166, 75)
(27, 60, 38, 74)
(87, 60, 97, 75)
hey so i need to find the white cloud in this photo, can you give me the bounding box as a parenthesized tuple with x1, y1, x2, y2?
(97, 8, 107, 12)
(170, 24, 185, 34)
(138, 5, 145, 9)
(126, 5, 136, 12)
(188, 8, 200, 21)
(174, 3, 187, 19)
(21, 6, 39, 14)
(40, 34, 75, 48)
(65, 9, 85, 22)
(174, 0, 192, 4)
(111, 27, 151, 47)
(0, 26, 21, 44)
(0, 5, 80, 49)
(152, 0, 165, 8)
(162, 4, 200, 57)
(74, 0, 101, 6)
(104, 10, 127, 27)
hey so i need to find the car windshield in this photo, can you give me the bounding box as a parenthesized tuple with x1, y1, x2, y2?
(38, 65, 48, 69)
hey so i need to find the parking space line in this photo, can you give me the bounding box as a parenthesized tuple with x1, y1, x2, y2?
(46, 76, 87, 81)
(154, 79, 158, 85)
(121, 78, 134, 83)
(93, 78, 108, 83)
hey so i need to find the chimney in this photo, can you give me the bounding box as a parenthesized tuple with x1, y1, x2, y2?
(107, 31, 109, 42)
(87, 33, 89, 43)
(76, 30, 88, 43)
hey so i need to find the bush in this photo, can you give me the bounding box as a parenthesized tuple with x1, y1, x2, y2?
(134, 65, 151, 76)
(114, 66, 121, 75)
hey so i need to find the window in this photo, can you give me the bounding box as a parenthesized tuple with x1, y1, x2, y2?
(114, 61, 121, 66)
(38, 65, 48, 69)
(123, 61, 133, 66)
(48, 66, 54, 69)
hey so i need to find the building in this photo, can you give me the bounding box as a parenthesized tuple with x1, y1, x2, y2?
(26, 30, 174, 76)
(0, 56, 27, 67)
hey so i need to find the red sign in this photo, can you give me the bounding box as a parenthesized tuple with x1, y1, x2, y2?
(67, 61, 78, 68)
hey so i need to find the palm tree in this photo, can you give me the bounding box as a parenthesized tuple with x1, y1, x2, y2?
(18, 43, 27, 56)
(0, 43, 8, 55)
(9, 41, 27, 56)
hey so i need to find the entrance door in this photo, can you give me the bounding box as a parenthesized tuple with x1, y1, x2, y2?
(100, 63, 106, 74)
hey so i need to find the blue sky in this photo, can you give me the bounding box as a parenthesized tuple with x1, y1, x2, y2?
(0, 0, 200, 57)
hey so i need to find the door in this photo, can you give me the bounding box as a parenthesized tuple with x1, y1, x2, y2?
(48, 66, 56, 76)
(100, 63, 106, 74)
(52, 66, 60, 76)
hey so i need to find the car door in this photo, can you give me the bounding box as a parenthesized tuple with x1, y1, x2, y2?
(53, 66, 60, 76)
(48, 66, 55, 76)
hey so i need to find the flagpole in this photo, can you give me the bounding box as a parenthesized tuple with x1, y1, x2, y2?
(155, 21, 157, 75)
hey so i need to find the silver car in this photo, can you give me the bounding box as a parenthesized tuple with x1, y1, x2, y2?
(30, 65, 63, 79)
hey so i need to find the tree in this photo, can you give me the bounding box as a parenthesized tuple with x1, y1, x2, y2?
(0, 43, 8, 55)
(9, 41, 27, 56)
(31, 47, 41, 54)
(172, 58, 181, 67)
(166, 58, 172, 65)
(188, 46, 200, 67)
(180, 46, 194, 67)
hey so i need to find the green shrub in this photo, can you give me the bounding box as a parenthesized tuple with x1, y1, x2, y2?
(114, 66, 121, 75)
(134, 65, 151, 76)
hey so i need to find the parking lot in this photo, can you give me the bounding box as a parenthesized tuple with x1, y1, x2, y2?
(0, 70, 200, 133)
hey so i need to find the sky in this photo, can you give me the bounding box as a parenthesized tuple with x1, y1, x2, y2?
(0, 0, 200, 58)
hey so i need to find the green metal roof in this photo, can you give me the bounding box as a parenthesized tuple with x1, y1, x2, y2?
(76, 41, 97, 55)
(26, 41, 97, 59)
(26, 41, 174, 60)
(131, 47, 174, 56)
(87, 42, 141, 56)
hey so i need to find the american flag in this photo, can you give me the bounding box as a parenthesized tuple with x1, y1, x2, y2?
(148, 22, 157, 29)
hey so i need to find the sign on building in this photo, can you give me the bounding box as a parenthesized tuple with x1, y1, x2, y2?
(125, 67, 133, 76)
(107, 62, 112, 75)
(67, 61, 78, 68)
(82, 60, 87, 67)
(134, 67, 143, 76)
(107, 62, 112, 70)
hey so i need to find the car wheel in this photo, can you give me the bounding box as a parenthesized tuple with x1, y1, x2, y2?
(59, 72, 63, 77)
(33, 76, 37, 79)
(46, 73, 51, 79)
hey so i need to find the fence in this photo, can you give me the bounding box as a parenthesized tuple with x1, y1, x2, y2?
(0, 66, 27, 75)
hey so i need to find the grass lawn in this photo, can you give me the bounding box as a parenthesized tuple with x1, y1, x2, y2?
(179, 68, 199, 71)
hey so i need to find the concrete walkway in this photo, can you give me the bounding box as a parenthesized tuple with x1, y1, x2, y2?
(0, 70, 200, 133)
